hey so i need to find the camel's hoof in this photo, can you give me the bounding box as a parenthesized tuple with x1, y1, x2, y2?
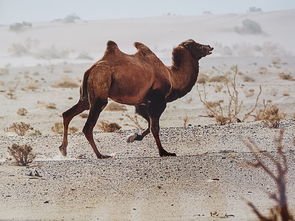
(127, 133, 138, 143)
(97, 155, 112, 159)
(160, 152, 177, 157)
(59, 145, 67, 157)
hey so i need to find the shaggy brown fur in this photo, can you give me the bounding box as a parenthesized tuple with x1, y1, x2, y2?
(59, 39, 213, 158)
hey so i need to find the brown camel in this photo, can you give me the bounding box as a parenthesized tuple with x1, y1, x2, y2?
(59, 39, 213, 158)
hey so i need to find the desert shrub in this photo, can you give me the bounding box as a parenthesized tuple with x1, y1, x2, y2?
(124, 114, 144, 130)
(244, 130, 294, 221)
(279, 73, 295, 81)
(9, 21, 32, 32)
(8, 144, 36, 166)
(76, 52, 93, 60)
(255, 101, 286, 128)
(208, 75, 229, 83)
(17, 108, 28, 116)
(248, 7, 262, 12)
(97, 121, 121, 132)
(197, 73, 209, 84)
(63, 14, 81, 23)
(105, 102, 127, 111)
(79, 113, 89, 118)
(36, 46, 70, 59)
(243, 75, 255, 82)
(0, 67, 9, 75)
(51, 123, 78, 134)
(234, 19, 263, 35)
(22, 81, 40, 91)
(37, 101, 57, 109)
(52, 76, 80, 88)
(63, 67, 73, 73)
(5, 122, 33, 136)
(198, 65, 262, 125)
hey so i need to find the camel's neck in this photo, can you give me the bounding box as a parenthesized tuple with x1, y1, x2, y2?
(166, 47, 199, 102)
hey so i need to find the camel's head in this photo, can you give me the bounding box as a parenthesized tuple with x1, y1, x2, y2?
(180, 39, 213, 59)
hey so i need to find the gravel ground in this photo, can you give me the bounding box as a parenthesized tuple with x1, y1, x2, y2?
(0, 120, 295, 220)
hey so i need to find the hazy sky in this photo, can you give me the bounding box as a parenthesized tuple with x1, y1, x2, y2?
(0, 0, 295, 24)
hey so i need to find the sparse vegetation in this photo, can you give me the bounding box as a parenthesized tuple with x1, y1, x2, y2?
(80, 113, 89, 118)
(234, 19, 263, 35)
(255, 101, 286, 128)
(208, 75, 229, 83)
(17, 108, 28, 116)
(76, 52, 93, 60)
(37, 101, 57, 109)
(51, 123, 78, 134)
(8, 144, 36, 166)
(243, 75, 255, 82)
(279, 73, 295, 81)
(124, 114, 144, 130)
(198, 65, 262, 125)
(0, 67, 9, 75)
(52, 76, 80, 88)
(105, 102, 127, 111)
(9, 21, 32, 32)
(183, 116, 190, 128)
(197, 73, 209, 84)
(5, 122, 33, 136)
(22, 81, 40, 91)
(97, 120, 121, 132)
(244, 129, 294, 221)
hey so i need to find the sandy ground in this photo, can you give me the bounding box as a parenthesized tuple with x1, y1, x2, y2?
(0, 9, 295, 221)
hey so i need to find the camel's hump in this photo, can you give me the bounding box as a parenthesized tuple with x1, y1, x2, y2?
(134, 42, 153, 55)
(105, 40, 119, 53)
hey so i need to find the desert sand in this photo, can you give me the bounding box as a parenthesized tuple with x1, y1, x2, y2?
(0, 9, 295, 220)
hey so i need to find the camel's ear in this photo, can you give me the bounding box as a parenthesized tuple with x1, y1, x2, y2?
(172, 46, 184, 68)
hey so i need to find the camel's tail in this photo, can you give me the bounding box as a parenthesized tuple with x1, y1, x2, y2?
(80, 67, 92, 101)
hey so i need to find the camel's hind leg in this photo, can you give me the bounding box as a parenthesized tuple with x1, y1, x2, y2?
(148, 91, 176, 157)
(59, 99, 89, 156)
(127, 105, 150, 143)
(82, 98, 110, 159)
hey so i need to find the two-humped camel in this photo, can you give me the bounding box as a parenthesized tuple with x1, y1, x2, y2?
(59, 39, 213, 158)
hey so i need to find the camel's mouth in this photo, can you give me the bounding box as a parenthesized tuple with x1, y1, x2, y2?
(205, 46, 214, 55)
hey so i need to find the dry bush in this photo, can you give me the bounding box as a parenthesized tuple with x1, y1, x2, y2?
(52, 76, 80, 88)
(124, 114, 144, 130)
(5, 122, 33, 136)
(37, 101, 57, 109)
(243, 75, 255, 82)
(79, 113, 89, 118)
(183, 116, 190, 128)
(255, 101, 286, 128)
(279, 73, 295, 81)
(214, 85, 223, 93)
(198, 65, 262, 125)
(0, 67, 9, 75)
(8, 144, 36, 166)
(283, 93, 290, 97)
(105, 102, 127, 111)
(197, 73, 209, 84)
(244, 129, 294, 221)
(258, 67, 269, 74)
(245, 89, 255, 98)
(97, 120, 121, 132)
(208, 75, 229, 83)
(63, 67, 72, 73)
(51, 122, 78, 134)
(17, 108, 28, 116)
(22, 81, 40, 91)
